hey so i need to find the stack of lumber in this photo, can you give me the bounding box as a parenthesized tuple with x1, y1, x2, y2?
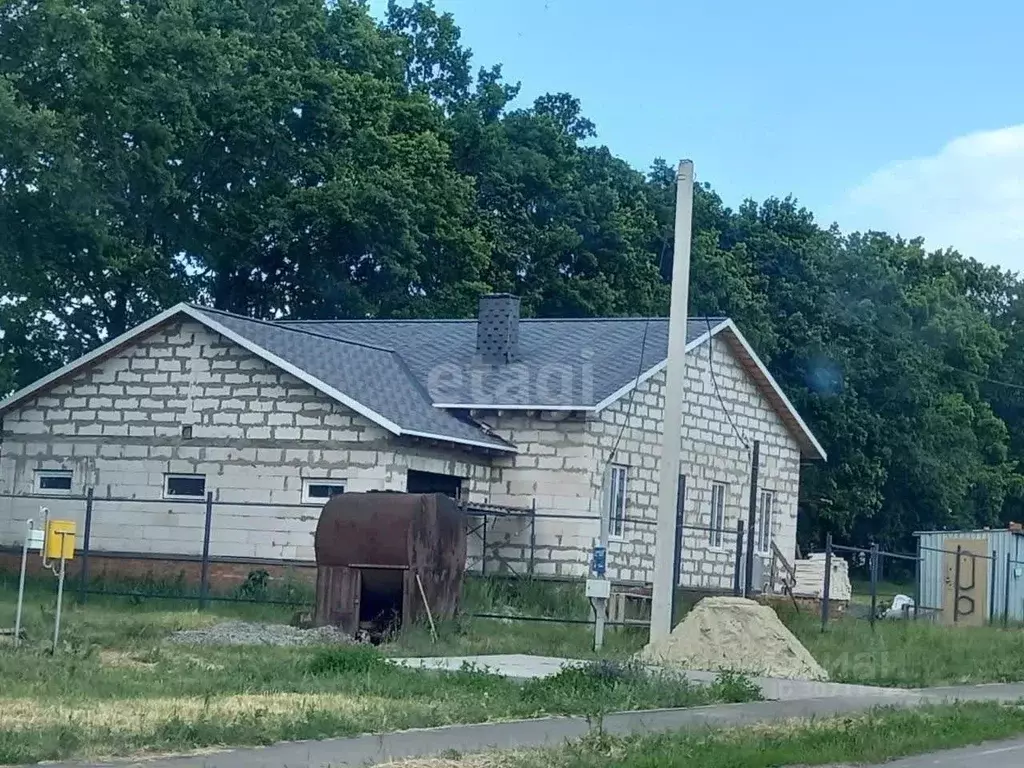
(792, 552, 851, 601)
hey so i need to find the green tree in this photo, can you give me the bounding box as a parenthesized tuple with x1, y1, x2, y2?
(0, 2, 197, 385)
(4, 0, 1024, 555)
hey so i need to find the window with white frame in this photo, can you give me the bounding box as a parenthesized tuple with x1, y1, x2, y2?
(35, 469, 73, 494)
(708, 482, 727, 547)
(606, 465, 627, 537)
(302, 479, 346, 504)
(757, 490, 774, 553)
(163, 474, 206, 499)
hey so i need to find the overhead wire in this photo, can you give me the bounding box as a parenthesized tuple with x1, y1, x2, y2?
(593, 232, 669, 543)
(705, 316, 751, 450)
(603, 234, 670, 470)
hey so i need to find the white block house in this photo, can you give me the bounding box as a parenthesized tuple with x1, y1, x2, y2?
(0, 295, 825, 587)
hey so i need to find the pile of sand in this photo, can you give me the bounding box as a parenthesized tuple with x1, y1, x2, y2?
(638, 596, 829, 681)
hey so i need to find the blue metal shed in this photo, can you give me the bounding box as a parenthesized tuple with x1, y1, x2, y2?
(916, 528, 1024, 622)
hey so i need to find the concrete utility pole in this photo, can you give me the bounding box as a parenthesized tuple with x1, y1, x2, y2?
(649, 159, 694, 642)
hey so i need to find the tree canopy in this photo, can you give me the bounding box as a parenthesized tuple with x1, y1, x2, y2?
(3, 0, 1023, 551)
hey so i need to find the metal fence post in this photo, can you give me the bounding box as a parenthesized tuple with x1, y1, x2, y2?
(480, 512, 488, 576)
(912, 538, 920, 621)
(732, 520, 744, 596)
(78, 487, 94, 603)
(671, 474, 686, 623)
(199, 492, 214, 609)
(1005, 552, 1012, 628)
(821, 533, 832, 632)
(869, 542, 879, 631)
(528, 500, 537, 576)
(990, 549, 998, 624)
(953, 545, 963, 624)
(744, 440, 760, 597)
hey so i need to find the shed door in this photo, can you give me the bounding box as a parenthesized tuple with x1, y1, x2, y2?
(316, 566, 361, 634)
(942, 538, 989, 626)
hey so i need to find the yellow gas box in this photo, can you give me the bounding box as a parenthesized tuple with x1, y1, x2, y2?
(45, 519, 76, 561)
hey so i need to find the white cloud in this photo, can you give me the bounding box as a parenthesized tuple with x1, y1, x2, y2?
(833, 125, 1024, 272)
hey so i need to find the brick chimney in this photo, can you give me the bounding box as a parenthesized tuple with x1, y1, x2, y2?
(476, 293, 520, 364)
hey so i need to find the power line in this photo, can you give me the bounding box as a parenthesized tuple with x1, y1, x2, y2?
(953, 367, 1024, 393)
(603, 235, 669, 470)
(705, 316, 750, 450)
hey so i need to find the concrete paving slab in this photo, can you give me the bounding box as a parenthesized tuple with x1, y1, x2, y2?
(389, 654, 913, 702)
(389, 654, 585, 680)
(917, 682, 1024, 702)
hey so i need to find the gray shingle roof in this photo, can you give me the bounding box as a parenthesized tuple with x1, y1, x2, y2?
(197, 309, 725, 451)
(191, 307, 513, 451)
(0, 302, 825, 459)
(282, 317, 722, 408)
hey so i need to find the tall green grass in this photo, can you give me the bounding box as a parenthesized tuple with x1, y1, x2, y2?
(389, 577, 648, 658)
(0, 578, 755, 763)
(499, 703, 1024, 767)
(783, 605, 1024, 687)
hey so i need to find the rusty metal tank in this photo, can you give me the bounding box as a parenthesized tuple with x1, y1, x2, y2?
(313, 492, 466, 636)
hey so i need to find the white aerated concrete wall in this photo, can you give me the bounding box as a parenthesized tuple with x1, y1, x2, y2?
(588, 335, 802, 587)
(464, 335, 803, 586)
(1, 319, 804, 589)
(0, 320, 490, 561)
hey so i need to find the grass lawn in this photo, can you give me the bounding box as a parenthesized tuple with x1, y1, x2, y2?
(783, 606, 1024, 687)
(8, 565, 1024, 763)
(0, 576, 752, 764)
(848, 575, 916, 607)
(384, 703, 1024, 767)
(391, 576, 648, 659)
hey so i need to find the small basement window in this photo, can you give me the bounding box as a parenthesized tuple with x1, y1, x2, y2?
(303, 479, 345, 504)
(164, 474, 206, 499)
(708, 482, 727, 548)
(757, 490, 775, 554)
(36, 470, 73, 494)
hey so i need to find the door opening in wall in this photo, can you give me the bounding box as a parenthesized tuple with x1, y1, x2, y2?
(358, 568, 403, 643)
(406, 469, 463, 498)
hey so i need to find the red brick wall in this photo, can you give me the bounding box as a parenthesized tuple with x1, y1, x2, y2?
(0, 550, 315, 592)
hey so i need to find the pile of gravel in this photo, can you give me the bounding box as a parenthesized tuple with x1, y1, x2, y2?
(168, 621, 353, 647)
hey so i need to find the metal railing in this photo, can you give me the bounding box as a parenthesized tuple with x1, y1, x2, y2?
(819, 533, 1024, 631)
(2, 488, 764, 633)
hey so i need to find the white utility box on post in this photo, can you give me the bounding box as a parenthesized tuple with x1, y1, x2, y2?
(585, 578, 611, 600)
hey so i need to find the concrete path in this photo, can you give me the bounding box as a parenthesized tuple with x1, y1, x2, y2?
(865, 736, 1024, 767)
(390, 654, 579, 681)
(47, 682, 1024, 768)
(390, 654, 916, 701)
(52, 694, 926, 768)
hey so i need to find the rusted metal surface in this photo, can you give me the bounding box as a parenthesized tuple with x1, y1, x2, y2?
(314, 565, 360, 634)
(313, 492, 466, 633)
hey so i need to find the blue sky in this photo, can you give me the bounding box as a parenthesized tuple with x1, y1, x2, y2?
(371, 1, 1024, 271)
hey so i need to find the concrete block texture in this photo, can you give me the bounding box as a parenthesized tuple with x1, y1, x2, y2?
(1, 319, 807, 583)
(0, 319, 491, 559)
(573, 335, 803, 586)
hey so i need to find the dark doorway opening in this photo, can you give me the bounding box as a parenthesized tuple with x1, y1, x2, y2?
(406, 469, 463, 499)
(358, 568, 403, 643)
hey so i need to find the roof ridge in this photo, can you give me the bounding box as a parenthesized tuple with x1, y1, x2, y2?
(279, 318, 476, 325)
(281, 315, 729, 325)
(189, 305, 398, 354)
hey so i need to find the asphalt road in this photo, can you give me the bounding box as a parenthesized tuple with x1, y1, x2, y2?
(873, 737, 1024, 766)
(54, 730, 1024, 768)
(40, 682, 1024, 768)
